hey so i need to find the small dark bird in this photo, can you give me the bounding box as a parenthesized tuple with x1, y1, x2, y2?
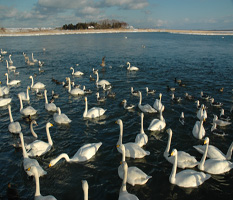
(7, 183, 20, 200)
(100, 56, 105, 67)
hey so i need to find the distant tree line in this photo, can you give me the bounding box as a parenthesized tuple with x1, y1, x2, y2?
(62, 19, 128, 30)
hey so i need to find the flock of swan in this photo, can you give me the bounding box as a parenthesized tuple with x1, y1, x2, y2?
(1, 48, 233, 200)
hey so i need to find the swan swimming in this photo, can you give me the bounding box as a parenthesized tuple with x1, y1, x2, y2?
(213, 115, 231, 126)
(164, 129, 198, 169)
(18, 94, 37, 116)
(5, 73, 21, 86)
(198, 137, 233, 174)
(138, 91, 157, 113)
(53, 107, 72, 124)
(116, 119, 150, 159)
(0, 97, 12, 107)
(18, 86, 30, 101)
(135, 113, 148, 147)
(126, 62, 139, 71)
(29, 75, 45, 89)
(49, 142, 102, 167)
(148, 105, 166, 131)
(8, 104, 21, 134)
(0, 85, 9, 96)
(66, 77, 84, 96)
(169, 149, 211, 188)
(153, 93, 164, 111)
(70, 66, 84, 76)
(83, 97, 106, 118)
(44, 90, 57, 112)
(26, 122, 54, 157)
(6, 60, 16, 70)
(192, 117, 205, 139)
(95, 71, 111, 87)
(118, 144, 152, 186)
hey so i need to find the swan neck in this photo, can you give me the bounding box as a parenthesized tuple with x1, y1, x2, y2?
(8, 106, 14, 123)
(53, 153, 71, 165)
(83, 99, 88, 117)
(117, 122, 123, 145)
(26, 87, 29, 100)
(225, 142, 233, 160)
(34, 168, 41, 197)
(159, 110, 164, 121)
(139, 92, 142, 105)
(46, 125, 53, 146)
(19, 96, 23, 110)
(44, 91, 48, 104)
(68, 78, 71, 92)
(199, 141, 208, 170)
(140, 114, 145, 134)
(121, 162, 127, 192)
(30, 123, 38, 138)
(6, 60, 9, 68)
(96, 72, 99, 82)
(6, 74, 9, 84)
(19, 133, 29, 158)
(83, 187, 88, 200)
(169, 153, 177, 184)
(165, 133, 172, 154)
(121, 145, 126, 162)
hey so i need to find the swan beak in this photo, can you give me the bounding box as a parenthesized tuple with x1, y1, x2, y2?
(116, 144, 120, 148)
(204, 140, 207, 145)
(27, 167, 31, 171)
(49, 164, 51, 168)
(0, 81, 1, 84)
(170, 151, 175, 156)
(50, 123, 53, 126)
(120, 161, 122, 165)
(29, 87, 31, 90)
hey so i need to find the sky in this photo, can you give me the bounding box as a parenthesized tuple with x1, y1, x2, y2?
(0, 0, 233, 30)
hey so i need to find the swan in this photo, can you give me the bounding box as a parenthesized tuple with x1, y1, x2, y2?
(6, 60, 16, 70)
(145, 87, 155, 94)
(82, 180, 88, 200)
(0, 97, 12, 107)
(0, 85, 9, 96)
(148, 105, 166, 131)
(122, 99, 135, 110)
(1, 48, 7, 55)
(44, 90, 57, 112)
(126, 62, 139, 71)
(32, 53, 38, 63)
(26, 122, 54, 157)
(118, 162, 139, 200)
(118, 144, 152, 186)
(198, 137, 233, 174)
(131, 87, 140, 96)
(53, 107, 72, 124)
(192, 117, 205, 139)
(5, 73, 21, 86)
(70, 67, 84, 76)
(169, 149, 211, 188)
(138, 91, 157, 113)
(49, 142, 102, 167)
(19, 132, 47, 177)
(26, 166, 56, 200)
(213, 115, 231, 126)
(135, 113, 148, 147)
(66, 77, 84, 96)
(164, 129, 199, 169)
(153, 93, 164, 111)
(193, 141, 233, 161)
(9, 55, 13, 65)
(116, 119, 150, 159)
(83, 97, 106, 118)
(12, 120, 38, 148)
(18, 86, 30, 101)
(8, 104, 21, 134)
(29, 75, 45, 89)
(18, 94, 37, 116)
(95, 71, 111, 87)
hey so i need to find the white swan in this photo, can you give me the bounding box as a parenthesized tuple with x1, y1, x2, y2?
(197, 104, 207, 120)
(44, 90, 57, 112)
(169, 149, 210, 188)
(49, 142, 102, 167)
(83, 97, 106, 118)
(153, 93, 164, 112)
(66, 77, 84, 96)
(19, 132, 47, 177)
(8, 104, 21, 134)
(192, 118, 205, 139)
(32, 53, 38, 63)
(18, 94, 37, 116)
(138, 91, 157, 113)
(5, 73, 21, 86)
(0, 97, 12, 107)
(82, 180, 88, 200)
(9, 54, 13, 65)
(6, 60, 16, 70)
(148, 105, 166, 131)
(29, 75, 45, 89)
(1, 48, 7, 55)
(53, 107, 72, 124)
(194, 141, 233, 161)
(116, 119, 150, 159)
(118, 162, 139, 200)
(213, 115, 231, 126)
(198, 137, 233, 174)
(18, 86, 30, 101)
(26, 166, 56, 200)
(70, 67, 84, 76)
(118, 144, 152, 186)
(95, 71, 111, 87)
(26, 122, 53, 157)
(164, 129, 198, 169)
(135, 113, 148, 147)
(0, 85, 9, 96)
(131, 87, 140, 96)
(126, 62, 139, 71)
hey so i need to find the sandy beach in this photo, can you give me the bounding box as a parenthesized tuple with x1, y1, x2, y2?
(0, 28, 233, 37)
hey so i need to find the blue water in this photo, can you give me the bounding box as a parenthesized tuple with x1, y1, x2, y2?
(0, 32, 233, 200)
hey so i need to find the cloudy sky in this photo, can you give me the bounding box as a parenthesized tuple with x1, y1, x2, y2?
(0, 0, 233, 30)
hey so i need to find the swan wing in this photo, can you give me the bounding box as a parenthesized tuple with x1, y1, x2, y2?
(46, 103, 57, 112)
(124, 143, 150, 159)
(177, 151, 198, 169)
(33, 82, 45, 89)
(148, 119, 166, 131)
(8, 122, 21, 134)
(21, 106, 37, 116)
(70, 88, 85, 95)
(203, 159, 233, 174)
(26, 140, 51, 156)
(140, 104, 156, 113)
(193, 145, 226, 160)
(86, 107, 106, 118)
(135, 133, 148, 147)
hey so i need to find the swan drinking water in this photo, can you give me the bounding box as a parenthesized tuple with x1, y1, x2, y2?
(49, 142, 102, 167)
(83, 97, 106, 118)
(116, 119, 150, 159)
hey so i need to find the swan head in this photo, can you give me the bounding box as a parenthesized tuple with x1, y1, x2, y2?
(29, 75, 33, 79)
(5, 73, 7, 76)
(115, 119, 122, 126)
(126, 62, 130, 65)
(166, 128, 172, 136)
(204, 137, 209, 145)
(170, 149, 177, 157)
(27, 86, 31, 90)
(82, 180, 88, 192)
(32, 120, 38, 126)
(47, 122, 53, 128)
(70, 67, 73, 70)
(44, 89, 47, 94)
